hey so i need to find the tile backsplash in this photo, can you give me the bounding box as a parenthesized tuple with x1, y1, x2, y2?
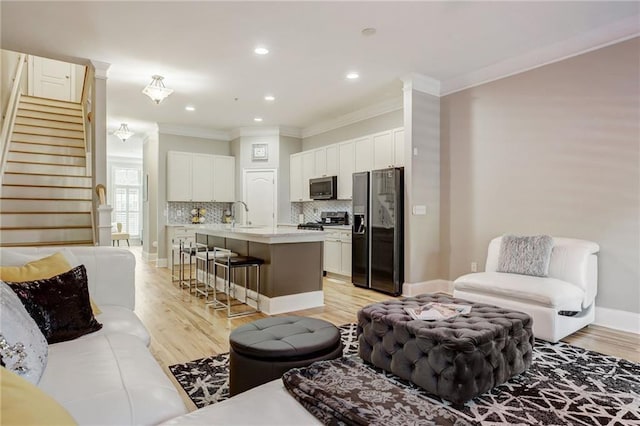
(168, 202, 231, 224)
(291, 200, 352, 224)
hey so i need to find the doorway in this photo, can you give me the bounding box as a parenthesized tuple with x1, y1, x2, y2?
(243, 169, 277, 227)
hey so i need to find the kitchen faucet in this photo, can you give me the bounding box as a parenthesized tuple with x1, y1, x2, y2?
(230, 201, 249, 228)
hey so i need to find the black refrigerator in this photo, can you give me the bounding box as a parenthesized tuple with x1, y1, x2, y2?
(352, 168, 404, 295)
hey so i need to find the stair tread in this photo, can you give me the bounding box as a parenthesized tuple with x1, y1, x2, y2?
(6, 160, 85, 167)
(12, 131, 84, 141)
(0, 211, 91, 214)
(1, 197, 92, 201)
(20, 96, 82, 108)
(9, 149, 85, 158)
(1, 184, 92, 189)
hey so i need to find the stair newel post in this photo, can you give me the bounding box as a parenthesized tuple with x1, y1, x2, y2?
(96, 184, 112, 246)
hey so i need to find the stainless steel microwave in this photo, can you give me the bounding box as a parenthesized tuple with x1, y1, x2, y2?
(310, 176, 337, 200)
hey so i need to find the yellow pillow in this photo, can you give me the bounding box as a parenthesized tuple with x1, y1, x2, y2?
(0, 252, 102, 315)
(0, 252, 71, 282)
(0, 367, 78, 425)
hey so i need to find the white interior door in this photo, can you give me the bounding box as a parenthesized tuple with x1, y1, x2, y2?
(30, 56, 75, 101)
(243, 169, 276, 227)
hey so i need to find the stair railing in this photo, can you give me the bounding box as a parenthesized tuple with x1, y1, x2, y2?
(0, 53, 27, 180)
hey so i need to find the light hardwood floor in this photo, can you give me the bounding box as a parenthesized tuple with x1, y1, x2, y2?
(128, 247, 640, 411)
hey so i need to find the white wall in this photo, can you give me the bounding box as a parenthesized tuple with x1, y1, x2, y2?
(441, 37, 640, 314)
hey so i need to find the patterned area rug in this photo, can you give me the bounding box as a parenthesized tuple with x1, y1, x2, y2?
(169, 324, 640, 425)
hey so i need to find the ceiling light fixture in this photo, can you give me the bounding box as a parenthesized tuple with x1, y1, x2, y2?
(142, 75, 173, 104)
(254, 47, 269, 55)
(346, 72, 360, 80)
(113, 123, 134, 142)
(254, 117, 263, 122)
(264, 95, 275, 101)
(185, 106, 195, 111)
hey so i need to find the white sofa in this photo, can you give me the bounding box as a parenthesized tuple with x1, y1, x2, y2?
(1, 247, 187, 425)
(453, 236, 599, 342)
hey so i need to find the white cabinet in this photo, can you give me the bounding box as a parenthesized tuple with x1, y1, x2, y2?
(192, 155, 214, 201)
(354, 136, 373, 172)
(325, 145, 339, 176)
(289, 153, 303, 202)
(338, 141, 354, 200)
(324, 237, 342, 274)
(167, 151, 235, 202)
(373, 128, 405, 169)
(167, 151, 192, 201)
(314, 149, 327, 177)
(301, 151, 315, 201)
(323, 229, 352, 277)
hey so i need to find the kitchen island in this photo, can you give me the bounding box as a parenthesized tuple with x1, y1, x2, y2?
(166, 224, 325, 314)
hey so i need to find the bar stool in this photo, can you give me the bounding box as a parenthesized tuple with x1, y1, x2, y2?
(210, 247, 264, 318)
(194, 243, 236, 300)
(181, 233, 208, 291)
(170, 236, 192, 284)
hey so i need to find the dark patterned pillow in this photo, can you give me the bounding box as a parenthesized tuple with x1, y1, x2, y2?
(5, 265, 102, 344)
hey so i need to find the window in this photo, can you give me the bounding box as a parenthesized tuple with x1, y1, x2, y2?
(111, 166, 142, 238)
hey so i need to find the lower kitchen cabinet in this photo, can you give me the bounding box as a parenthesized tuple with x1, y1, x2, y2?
(323, 230, 352, 277)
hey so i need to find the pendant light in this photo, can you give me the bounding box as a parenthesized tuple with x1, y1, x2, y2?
(113, 123, 134, 142)
(142, 75, 173, 104)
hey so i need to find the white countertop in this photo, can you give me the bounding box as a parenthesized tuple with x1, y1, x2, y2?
(166, 223, 326, 244)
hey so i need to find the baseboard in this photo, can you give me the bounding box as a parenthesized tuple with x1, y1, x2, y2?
(259, 291, 325, 315)
(141, 251, 157, 262)
(402, 279, 454, 297)
(156, 258, 167, 268)
(594, 306, 640, 335)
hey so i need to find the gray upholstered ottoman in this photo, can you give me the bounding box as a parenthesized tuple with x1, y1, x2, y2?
(229, 316, 343, 396)
(358, 294, 533, 404)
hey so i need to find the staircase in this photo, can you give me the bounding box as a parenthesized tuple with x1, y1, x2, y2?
(0, 95, 94, 247)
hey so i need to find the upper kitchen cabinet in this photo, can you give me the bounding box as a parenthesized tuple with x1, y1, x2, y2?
(301, 151, 315, 201)
(373, 128, 404, 169)
(167, 151, 192, 201)
(167, 151, 235, 202)
(338, 141, 355, 200)
(314, 145, 339, 178)
(354, 136, 373, 172)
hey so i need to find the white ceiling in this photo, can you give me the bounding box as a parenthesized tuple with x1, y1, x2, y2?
(2, 1, 639, 158)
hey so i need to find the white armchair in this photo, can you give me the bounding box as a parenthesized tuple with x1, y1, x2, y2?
(453, 236, 599, 342)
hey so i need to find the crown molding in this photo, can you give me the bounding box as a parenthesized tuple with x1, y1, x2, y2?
(157, 123, 231, 141)
(230, 126, 280, 139)
(301, 95, 403, 139)
(279, 126, 302, 139)
(441, 16, 640, 96)
(90, 60, 111, 80)
(401, 73, 441, 97)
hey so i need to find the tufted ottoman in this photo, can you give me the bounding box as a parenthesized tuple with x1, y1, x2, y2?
(229, 316, 343, 396)
(358, 294, 533, 404)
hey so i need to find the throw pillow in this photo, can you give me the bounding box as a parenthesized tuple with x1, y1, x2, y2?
(0, 251, 102, 315)
(497, 235, 554, 277)
(0, 282, 48, 384)
(5, 265, 103, 344)
(1, 367, 78, 425)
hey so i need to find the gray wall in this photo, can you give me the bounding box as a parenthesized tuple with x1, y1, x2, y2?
(441, 37, 640, 313)
(302, 109, 403, 150)
(404, 90, 441, 284)
(278, 135, 302, 223)
(155, 133, 230, 261)
(142, 133, 158, 258)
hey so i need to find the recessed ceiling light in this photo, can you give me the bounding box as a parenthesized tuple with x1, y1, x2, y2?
(346, 72, 360, 80)
(185, 106, 195, 111)
(254, 47, 269, 55)
(254, 117, 263, 122)
(361, 27, 377, 36)
(264, 95, 275, 101)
